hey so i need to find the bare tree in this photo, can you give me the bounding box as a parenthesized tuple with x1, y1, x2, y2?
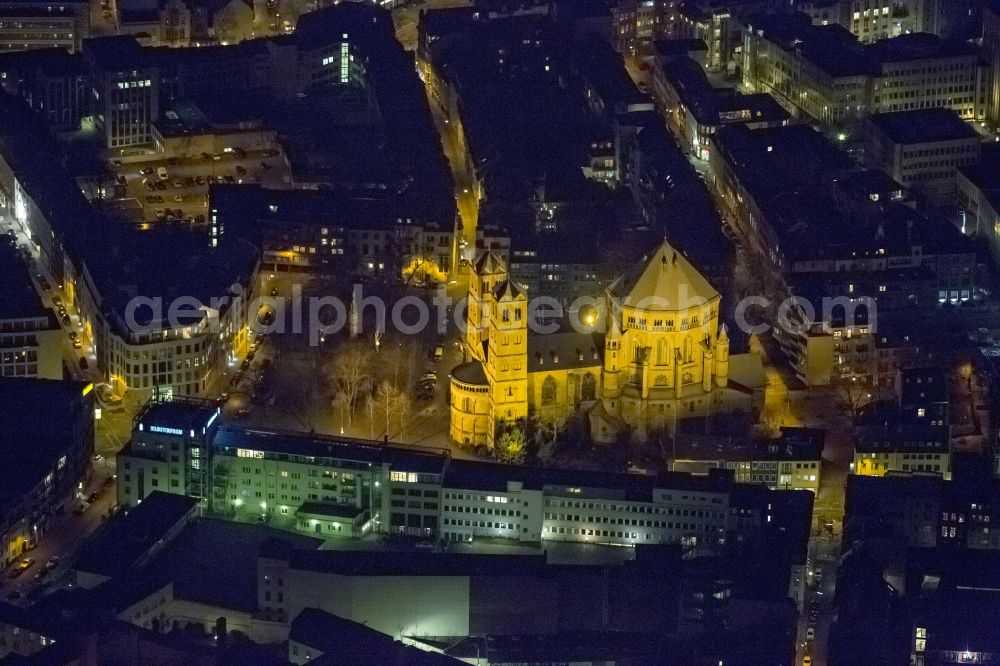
(535, 407, 566, 447)
(332, 391, 352, 435)
(834, 377, 872, 423)
(372, 380, 407, 441)
(330, 341, 373, 426)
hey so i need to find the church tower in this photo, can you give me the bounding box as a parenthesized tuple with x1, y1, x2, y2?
(465, 251, 507, 363)
(484, 279, 529, 447)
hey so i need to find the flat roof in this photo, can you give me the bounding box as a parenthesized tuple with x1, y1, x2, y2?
(444, 458, 734, 497)
(0, 378, 92, 509)
(140, 517, 322, 612)
(0, 241, 48, 319)
(868, 109, 979, 145)
(213, 427, 448, 474)
(135, 399, 220, 434)
(73, 492, 199, 578)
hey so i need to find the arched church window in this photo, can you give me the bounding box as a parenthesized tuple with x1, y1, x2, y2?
(541, 376, 557, 406)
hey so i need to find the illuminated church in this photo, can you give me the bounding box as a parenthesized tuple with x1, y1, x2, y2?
(448, 240, 761, 448)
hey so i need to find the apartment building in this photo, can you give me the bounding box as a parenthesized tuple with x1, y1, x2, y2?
(0, 242, 61, 379)
(671, 427, 825, 493)
(0, 378, 94, 568)
(209, 184, 456, 281)
(650, 51, 789, 160)
(0, 0, 88, 53)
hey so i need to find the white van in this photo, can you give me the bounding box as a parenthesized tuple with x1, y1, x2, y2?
(157, 166, 169, 181)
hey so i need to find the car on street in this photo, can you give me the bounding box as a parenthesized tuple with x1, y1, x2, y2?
(73, 503, 88, 516)
(103, 475, 115, 488)
(61, 314, 71, 325)
(72, 339, 82, 349)
(806, 626, 815, 640)
(803, 657, 812, 666)
(79, 356, 88, 369)
(44, 557, 59, 571)
(157, 166, 169, 180)
(433, 345, 444, 361)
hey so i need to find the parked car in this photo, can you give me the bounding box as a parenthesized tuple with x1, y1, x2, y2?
(157, 166, 169, 180)
(433, 345, 444, 361)
(72, 339, 82, 350)
(73, 503, 88, 516)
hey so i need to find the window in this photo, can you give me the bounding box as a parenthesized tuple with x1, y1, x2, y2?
(541, 376, 557, 406)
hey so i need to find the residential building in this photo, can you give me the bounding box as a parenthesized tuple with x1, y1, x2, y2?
(611, 0, 672, 54)
(865, 108, 981, 205)
(650, 52, 789, 160)
(0, 0, 88, 53)
(0, 378, 94, 567)
(847, 366, 951, 477)
(210, 185, 455, 281)
(670, 426, 825, 492)
(0, 242, 61, 379)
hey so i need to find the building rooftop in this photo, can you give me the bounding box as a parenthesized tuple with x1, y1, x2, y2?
(443, 458, 735, 498)
(868, 109, 979, 145)
(290, 608, 462, 664)
(659, 56, 788, 128)
(0, 378, 92, 509)
(73, 492, 199, 579)
(212, 427, 448, 475)
(608, 239, 720, 312)
(900, 367, 948, 405)
(744, 13, 876, 78)
(134, 398, 220, 436)
(0, 241, 48, 319)
(527, 332, 603, 372)
(674, 427, 825, 462)
(140, 517, 322, 612)
(865, 31, 978, 64)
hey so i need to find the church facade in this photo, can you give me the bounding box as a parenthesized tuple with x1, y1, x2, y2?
(449, 241, 753, 449)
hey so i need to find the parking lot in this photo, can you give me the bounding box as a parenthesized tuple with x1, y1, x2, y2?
(108, 147, 289, 226)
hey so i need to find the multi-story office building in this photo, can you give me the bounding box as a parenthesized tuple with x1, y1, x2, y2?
(0, 242, 61, 379)
(986, 3, 1000, 128)
(83, 37, 160, 149)
(118, 399, 804, 554)
(0, 0, 88, 53)
(741, 13, 985, 130)
(671, 427, 825, 493)
(865, 109, 981, 205)
(0, 378, 94, 567)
